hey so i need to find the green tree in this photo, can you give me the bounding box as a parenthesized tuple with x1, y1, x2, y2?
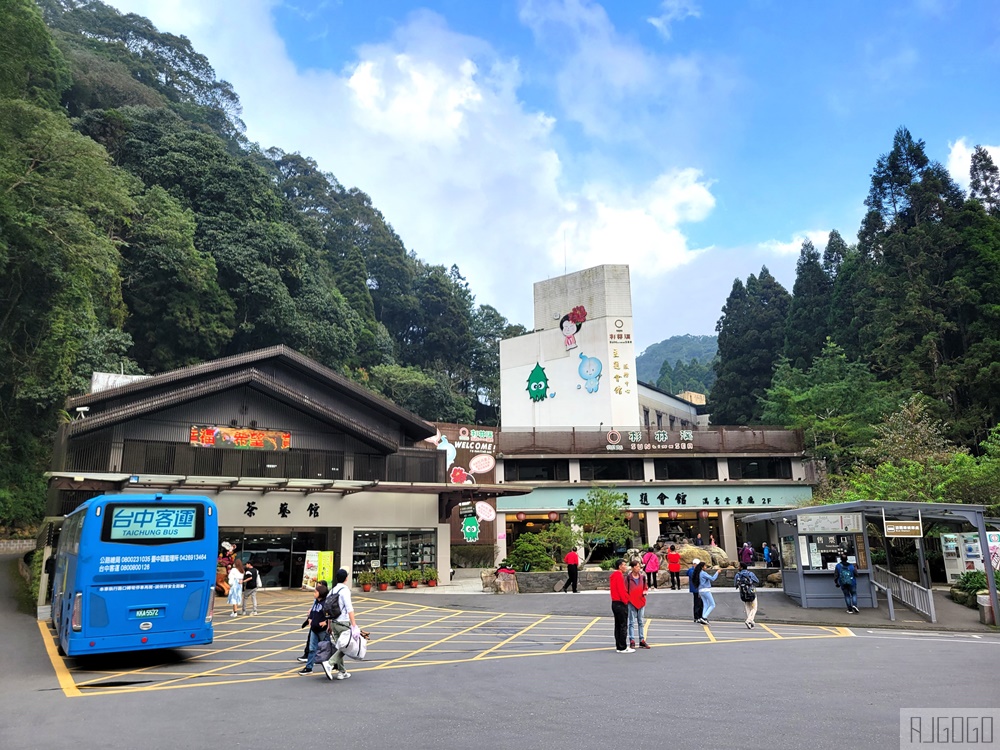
(784, 240, 831, 369)
(761, 341, 908, 473)
(710, 267, 791, 424)
(969, 145, 1000, 217)
(0, 0, 70, 109)
(505, 533, 555, 572)
(569, 487, 633, 564)
(365, 365, 475, 423)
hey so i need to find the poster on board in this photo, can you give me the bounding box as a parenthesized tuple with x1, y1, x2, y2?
(302, 550, 319, 589)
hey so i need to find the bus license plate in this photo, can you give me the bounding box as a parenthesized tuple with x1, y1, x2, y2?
(135, 608, 161, 618)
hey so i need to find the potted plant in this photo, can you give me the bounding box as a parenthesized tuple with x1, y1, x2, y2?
(375, 567, 392, 591)
(393, 568, 405, 589)
(422, 567, 439, 587)
(357, 571, 375, 592)
(407, 569, 420, 588)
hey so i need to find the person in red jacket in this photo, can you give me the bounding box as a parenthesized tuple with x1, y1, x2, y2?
(627, 558, 650, 649)
(666, 544, 682, 590)
(609, 558, 632, 653)
(561, 547, 580, 592)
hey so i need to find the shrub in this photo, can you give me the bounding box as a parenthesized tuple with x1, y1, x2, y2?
(955, 570, 989, 594)
(506, 533, 555, 572)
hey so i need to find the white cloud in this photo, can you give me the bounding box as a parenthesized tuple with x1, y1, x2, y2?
(947, 137, 1000, 192)
(517, 0, 732, 144)
(648, 0, 700, 40)
(102, 0, 717, 330)
(758, 230, 830, 256)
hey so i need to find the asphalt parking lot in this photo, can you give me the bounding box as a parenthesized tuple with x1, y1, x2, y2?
(40, 589, 851, 698)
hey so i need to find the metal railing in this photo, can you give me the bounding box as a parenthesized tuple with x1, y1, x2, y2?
(872, 565, 936, 623)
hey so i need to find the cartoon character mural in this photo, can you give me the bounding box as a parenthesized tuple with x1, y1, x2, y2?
(577, 353, 603, 393)
(526, 362, 551, 402)
(461, 516, 481, 543)
(559, 305, 588, 350)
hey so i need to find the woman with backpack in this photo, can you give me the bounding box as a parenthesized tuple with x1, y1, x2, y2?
(834, 554, 860, 613)
(734, 562, 760, 629)
(692, 560, 720, 625)
(641, 547, 660, 589)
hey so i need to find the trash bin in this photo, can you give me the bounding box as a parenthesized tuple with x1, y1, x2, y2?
(977, 594, 995, 626)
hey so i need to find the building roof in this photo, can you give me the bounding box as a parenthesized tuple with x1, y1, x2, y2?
(65, 346, 436, 446)
(741, 500, 988, 525)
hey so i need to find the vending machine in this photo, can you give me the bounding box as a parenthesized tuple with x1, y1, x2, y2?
(942, 533, 985, 582)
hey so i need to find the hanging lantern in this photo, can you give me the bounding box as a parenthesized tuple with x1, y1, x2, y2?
(698, 510, 709, 519)
(624, 510, 634, 520)
(515, 512, 526, 522)
(667, 510, 679, 520)
(548, 511, 560, 522)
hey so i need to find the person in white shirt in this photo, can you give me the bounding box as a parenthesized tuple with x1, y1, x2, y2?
(324, 568, 360, 680)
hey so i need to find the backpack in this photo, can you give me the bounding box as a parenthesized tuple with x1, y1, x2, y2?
(323, 586, 344, 622)
(256, 571, 263, 589)
(737, 573, 756, 602)
(837, 564, 854, 587)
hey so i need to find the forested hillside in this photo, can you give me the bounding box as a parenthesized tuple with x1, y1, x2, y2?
(635, 334, 716, 381)
(710, 127, 1000, 462)
(0, 0, 525, 529)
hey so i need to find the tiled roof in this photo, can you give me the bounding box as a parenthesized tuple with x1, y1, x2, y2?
(66, 345, 434, 440)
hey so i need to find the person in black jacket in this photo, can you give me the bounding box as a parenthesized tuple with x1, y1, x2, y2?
(241, 561, 259, 616)
(298, 583, 330, 673)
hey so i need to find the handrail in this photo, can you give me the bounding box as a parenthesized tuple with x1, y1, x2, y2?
(869, 576, 895, 621)
(872, 565, 936, 623)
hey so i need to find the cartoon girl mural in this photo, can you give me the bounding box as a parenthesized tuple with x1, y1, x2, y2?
(560, 305, 588, 351)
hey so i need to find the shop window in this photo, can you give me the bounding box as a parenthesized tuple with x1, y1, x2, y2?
(727, 457, 792, 480)
(579, 458, 644, 482)
(653, 458, 719, 481)
(352, 530, 436, 579)
(503, 459, 569, 482)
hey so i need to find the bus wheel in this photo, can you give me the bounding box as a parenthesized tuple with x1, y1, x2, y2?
(57, 643, 66, 657)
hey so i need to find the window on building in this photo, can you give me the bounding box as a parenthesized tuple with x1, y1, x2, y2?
(653, 458, 719, 480)
(503, 459, 570, 482)
(727, 457, 793, 480)
(656, 412, 663, 429)
(579, 458, 644, 482)
(643, 408, 650, 427)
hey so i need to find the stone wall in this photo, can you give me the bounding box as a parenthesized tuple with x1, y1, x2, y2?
(496, 566, 782, 593)
(0, 539, 36, 555)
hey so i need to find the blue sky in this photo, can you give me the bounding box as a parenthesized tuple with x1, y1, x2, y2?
(106, 0, 1000, 350)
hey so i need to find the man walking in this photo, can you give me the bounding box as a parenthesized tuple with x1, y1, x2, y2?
(687, 558, 704, 623)
(561, 547, 580, 593)
(241, 560, 259, 615)
(609, 558, 632, 653)
(735, 562, 760, 629)
(325, 568, 362, 680)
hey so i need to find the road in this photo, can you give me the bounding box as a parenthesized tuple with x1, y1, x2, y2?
(3, 558, 997, 750)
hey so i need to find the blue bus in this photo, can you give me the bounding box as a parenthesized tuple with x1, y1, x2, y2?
(51, 494, 218, 656)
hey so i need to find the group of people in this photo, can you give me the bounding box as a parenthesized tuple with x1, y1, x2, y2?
(608, 553, 764, 649)
(297, 568, 363, 681)
(221, 554, 261, 617)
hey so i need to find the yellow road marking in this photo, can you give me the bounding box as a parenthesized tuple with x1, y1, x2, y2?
(473, 616, 551, 660)
(560, 617, 601, 652)
(758, 622, 783, 639)
(37, 622, 81, 698)
(372, 613, 506, 669)
(702, 623, 716, 642)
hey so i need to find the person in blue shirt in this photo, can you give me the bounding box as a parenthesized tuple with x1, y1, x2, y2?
(835, 554, 859, 613)
(762, 542, 772, 566)
(693, 560, 720, 625)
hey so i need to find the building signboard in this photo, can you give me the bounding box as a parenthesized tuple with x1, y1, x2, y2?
(883, 520, 923, 538)
(796, 513, 864, 534)
(496, 484, 812, 512)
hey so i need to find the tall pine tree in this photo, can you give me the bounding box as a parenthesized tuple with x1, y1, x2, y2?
(709, 268, 791, 424)
(784, 240, 831, 369)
